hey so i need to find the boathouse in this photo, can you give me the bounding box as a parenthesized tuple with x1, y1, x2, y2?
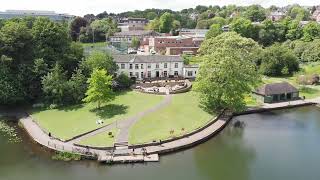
(254, 82, 299, 103)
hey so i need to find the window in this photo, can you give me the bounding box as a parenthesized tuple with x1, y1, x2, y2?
(141, 64, 144, 69)
(147, 71, 151, 78)
(129, 64, 133, 69)
(135, 72, 139, 78)
(164, 71, 168, 77)
(141, 72, 144, 78)
(174, 71, 179, 76)
(188, 71, 193, 76)
(121, 64, 125, 69)
(164, 63, 167, 68)
(129, 72, 133, 77)
(147, 64, 151, 69)
(174, 63, 178, 68)
(135, 64, 139, 69)
(156, 63, 159, 68)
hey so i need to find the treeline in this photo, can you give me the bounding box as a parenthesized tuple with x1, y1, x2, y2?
(0, 17, 131, 106)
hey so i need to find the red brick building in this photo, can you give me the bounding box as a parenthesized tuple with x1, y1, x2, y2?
(144, 36, 201, 55)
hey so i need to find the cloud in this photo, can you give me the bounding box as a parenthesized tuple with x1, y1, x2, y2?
(0, 0, 318, 16)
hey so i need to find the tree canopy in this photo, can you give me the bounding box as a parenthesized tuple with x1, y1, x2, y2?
(196, 32, 261, 112)
(83, 69, 114, 109)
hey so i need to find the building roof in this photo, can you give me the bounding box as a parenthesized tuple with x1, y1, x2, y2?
(113, 30, 158, 37)
(113, 55, 183, 63)
(255, 82, 298, 96)
(184, 64, 199, 68)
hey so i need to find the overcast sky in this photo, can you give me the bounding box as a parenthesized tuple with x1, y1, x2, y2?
(0, 0, 318, 16)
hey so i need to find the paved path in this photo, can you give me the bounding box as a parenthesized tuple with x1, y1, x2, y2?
(7, 97, 320, 163)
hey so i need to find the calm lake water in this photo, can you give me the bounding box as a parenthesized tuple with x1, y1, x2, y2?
(1, 106, 320, 180)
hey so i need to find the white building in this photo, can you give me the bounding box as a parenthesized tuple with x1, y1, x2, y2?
(114, 55, 198, 80)
(0, 10, 74, 21)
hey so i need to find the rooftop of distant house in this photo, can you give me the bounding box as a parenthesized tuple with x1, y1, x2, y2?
(112, 30, 159, 37)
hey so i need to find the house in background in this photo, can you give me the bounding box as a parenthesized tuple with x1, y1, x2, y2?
(312, 6, 320, 22)
(114, 55, 198, 80)
(268, 11, 285, 21)
(109, 30, 160, 48)
(118, 17, 148, 32)
(254, 82, 300, 103)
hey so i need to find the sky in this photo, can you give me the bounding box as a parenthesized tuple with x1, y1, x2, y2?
(0, 0, 318, 16)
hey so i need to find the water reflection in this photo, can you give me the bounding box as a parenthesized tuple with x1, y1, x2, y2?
(193, 122, 255, 180)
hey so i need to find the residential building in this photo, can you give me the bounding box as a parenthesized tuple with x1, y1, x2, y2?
(114, 55, 198, 80)
(183, 64, 199, 79)
(268, 11, 285, 21)
(165, 47, 199, 55)
(144, 35, 201, 55)
(118, 17, 148, 32)
(0, 10, 74, 21)
(109, 30, 160, 47)
(179, 29, 209, 37)
(254, 82, 299, 103)
(312, 6, 320, 22)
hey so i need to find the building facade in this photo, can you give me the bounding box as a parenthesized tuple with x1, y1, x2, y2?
(268, 11, 285, 21)
(118, 17, 148, 32)
(254, 82, 299, 103)
(114, 55, 198, 80)
(144, 35, 202, 55)
(0, 10, 74, 21)
(110, 30, 160, 47)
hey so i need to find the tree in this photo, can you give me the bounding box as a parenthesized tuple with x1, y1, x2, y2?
(32, 17, 71, 68)
(67, 69, 87, 104)
(90, 17, 118, 41)
(130, 37, 140, 49)
(83, 69, 114, 109)
(205, 24, 223, 39)
(258, 44, 299, 76)
(159, 12, 174, 33)
(230, 18, 254, 38)
(41, 63, 68, 105)
(84, 51, 118, 75)
(114, 73, 133, 90)
(243, 5, 266, 22)
(0, 21, 34, 64)
(286, 20, 303, 40)
(288, 5, 310, 21)
(196, 32, 261, 112)
(145, 18, 160, 31)
(0, 55, 25, 105)
(301, 39, 320, 62)
(70, 17, 88, 41)
(302, 22, 320, 42)
(146, 12, 157, 20)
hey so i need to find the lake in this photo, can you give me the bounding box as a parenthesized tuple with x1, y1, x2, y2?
(1, 106, 320, 180)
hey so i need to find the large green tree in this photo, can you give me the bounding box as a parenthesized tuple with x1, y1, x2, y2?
(196, 32, 261, 112)
(258, 44, 299, 76)
(159, 12, 174, 33)
(302, 22, 320, 42)
(205, 24, 223, 39)
(84, 51, 118, 75)
(83, 69, 114, 109)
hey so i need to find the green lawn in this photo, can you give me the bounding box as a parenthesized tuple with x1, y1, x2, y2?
(245, 94, 261, 107)
(299, 86, 320, 99)
(129, 92, 215, 145)
(31, 91, 164, 141)
(78, 128, 119, 147)
(301, 62, 320, 75)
